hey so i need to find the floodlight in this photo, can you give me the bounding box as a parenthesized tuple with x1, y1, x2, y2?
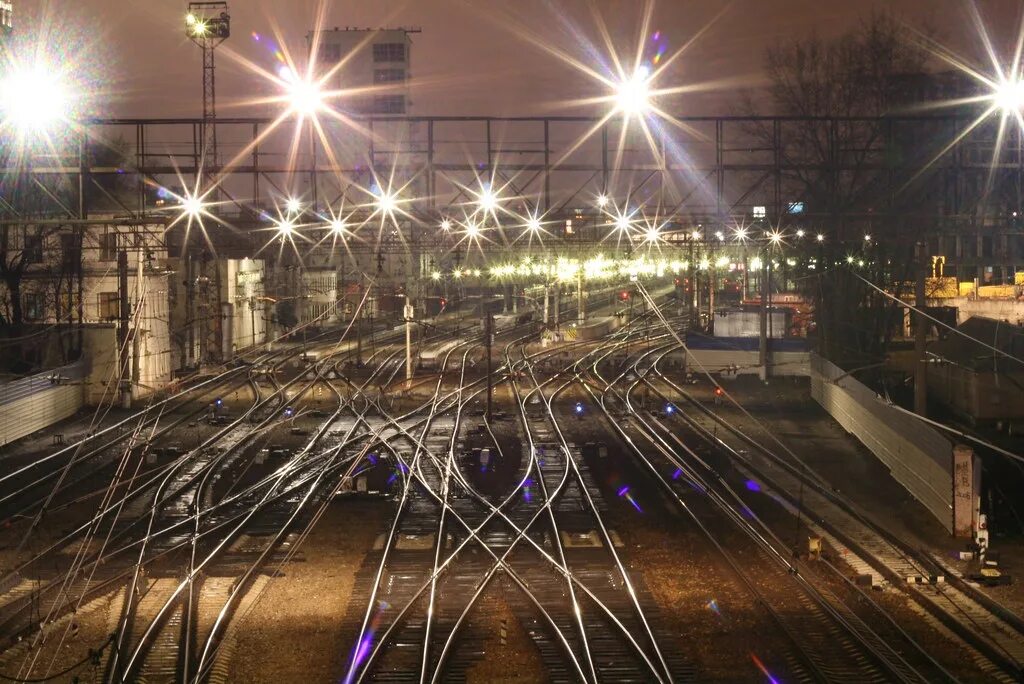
(0, 66, 70, 133)
(597, 194, 609, 208)
(816, 233, 825, 242)
(734, 227, 749, 242)
(644, 227, 660, 243)
(465, 223, 481, 238)
(181, 195, 204, 219)
(616, 67, 652, 115)
(287, 78, 323, 115)
(277, 218, 295, 236)
(864, 234, 872, 242)
(995, 78, 1024, 113)
(527, 217, 542, 232)
(329, 218, 346, 235)
(477, 188, 498, 212)
(376, 191, 397, 213)
(796, 229, 805, 238)
(440, 218, 451, 231)
(285, 197, 302, 214)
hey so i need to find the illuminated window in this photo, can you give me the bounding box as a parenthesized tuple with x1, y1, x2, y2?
(372, 43, 406, 63)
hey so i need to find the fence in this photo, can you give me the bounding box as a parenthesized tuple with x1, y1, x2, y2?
(810, 353, 954, 533)
(0, 361, 88, 447)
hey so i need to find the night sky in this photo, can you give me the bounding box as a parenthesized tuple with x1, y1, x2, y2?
(16, 1, 1024, 119)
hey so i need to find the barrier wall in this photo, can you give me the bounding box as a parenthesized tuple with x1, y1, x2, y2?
(810, 353, 954, 533)
(0, 361, 87, 447)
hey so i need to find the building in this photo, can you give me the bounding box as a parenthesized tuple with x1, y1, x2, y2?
(0, 1, 12, 38)
(0, 218, 174, 403)
(308, 27, 418, 116)
(893, 71, 1024, 285)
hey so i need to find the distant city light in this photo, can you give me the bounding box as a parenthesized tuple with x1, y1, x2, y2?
(466, 223, 481, 238)
(644, 226, 660, 243)
(691, 230, 701, 240)
(864, 234, 872, 242)
(768, 230, 784, 245)
(440, 218, 452, 231)
(816, 233, 825, 242)
(285, 197, 302, 214)
(796, 229, 805, 238)
(597, 194, 609, 208)
(734, 227, 749, 242)
(431, 271, 441, 280)
(527, 216, 543, 232)
(329, 218, 346, 235)
(614, 213, 633, 232)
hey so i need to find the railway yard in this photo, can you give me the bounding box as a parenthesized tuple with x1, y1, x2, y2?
(1, 292, 1023, 683)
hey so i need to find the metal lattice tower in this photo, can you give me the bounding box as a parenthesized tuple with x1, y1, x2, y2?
(186, 2, 230, 365)
(186, 2, 230, 183)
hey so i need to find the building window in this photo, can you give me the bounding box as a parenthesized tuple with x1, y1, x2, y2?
(23, 233, 43, 263)
(98, 292, 119, 321)
(61, 233, 81, 268)
(318, 43, 341, 63)
(372, 43, 406, 63)
(982, 235, 994, 259)
(100, 231, 118, 261)
(371, 95, 406, 114)
(374, 68, 406, 83)
(23, 292, 44, 321)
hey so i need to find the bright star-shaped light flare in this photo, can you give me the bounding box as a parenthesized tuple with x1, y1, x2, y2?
(0, 66, 69, 134)
(615, 67, 652, 115)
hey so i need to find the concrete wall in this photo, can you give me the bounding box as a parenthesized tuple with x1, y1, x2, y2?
(0, 361, 86, 447)
(810, 353, 954, 533)
(927, 295, 1024, 326)
(686, 349, 811, 376)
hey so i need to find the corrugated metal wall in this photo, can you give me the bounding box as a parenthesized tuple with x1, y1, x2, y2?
(0, 361, 87, 447)
(810, 354, 953, 533)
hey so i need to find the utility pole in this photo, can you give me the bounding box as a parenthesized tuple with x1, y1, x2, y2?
(117, 249, 131, 409)
(577, 269, 585, 325)
(914, 241, 928, 416)
(759, 253, 769, 382)
(484, 312, 493, 420)
(132, 237, 143, 395)
(404, 295, 414, 387)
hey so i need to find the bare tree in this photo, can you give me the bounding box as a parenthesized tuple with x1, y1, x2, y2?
(750, 12, 943, 365)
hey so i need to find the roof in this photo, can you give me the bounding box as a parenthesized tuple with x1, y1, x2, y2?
(929, 316, 1024, 373)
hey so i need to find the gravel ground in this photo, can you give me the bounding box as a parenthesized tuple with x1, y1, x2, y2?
(226, 499, 391, 683)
